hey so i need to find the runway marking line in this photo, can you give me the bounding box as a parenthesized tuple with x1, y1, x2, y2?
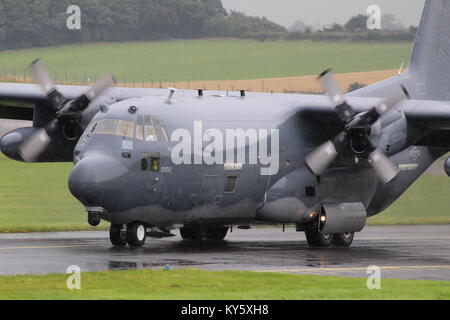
(0, 244, 98, 250)
(257, 265, 450, 274)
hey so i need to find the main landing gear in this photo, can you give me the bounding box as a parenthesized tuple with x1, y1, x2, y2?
(304, 216, 354, 248)
(109, 222, 147, 247)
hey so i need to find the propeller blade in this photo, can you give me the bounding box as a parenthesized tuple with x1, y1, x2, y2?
(84, 74, 116, 101)
(368, 148, 399, 184)
(318, 69, 356, 122)
(305, 132, 347, 175)
(28, 59, 65, 108)
(71, 74, 116, 112)
(305, 140, 338, 175)
(361, 85, 409, 126)
(19, 119, 59, 162)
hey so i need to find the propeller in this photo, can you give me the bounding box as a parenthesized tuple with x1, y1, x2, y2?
(19, 60, 116, 162)
(305, 69, 408, 184)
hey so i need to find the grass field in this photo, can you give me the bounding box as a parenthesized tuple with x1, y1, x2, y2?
(0, 153, 449, 232)
(0, 39, 412, 82)
(0, 269, 448, 300)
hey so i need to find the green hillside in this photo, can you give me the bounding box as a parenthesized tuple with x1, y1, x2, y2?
(0, 39, 412, 82)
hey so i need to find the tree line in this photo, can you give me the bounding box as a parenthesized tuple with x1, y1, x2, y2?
(0, 0, 284, 50)
(0, 0, 416, 51)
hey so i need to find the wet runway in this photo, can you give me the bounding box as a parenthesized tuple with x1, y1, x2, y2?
(0, 225, 449, 280)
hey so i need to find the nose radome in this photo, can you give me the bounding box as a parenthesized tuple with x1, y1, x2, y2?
(68, 154, 129, 207)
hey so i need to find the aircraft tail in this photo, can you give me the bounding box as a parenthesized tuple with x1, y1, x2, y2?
(350, 0, 450, 101)
(406, 0, 450, 100)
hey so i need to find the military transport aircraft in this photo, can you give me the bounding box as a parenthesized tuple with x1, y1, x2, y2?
(1, 0, 449, 248)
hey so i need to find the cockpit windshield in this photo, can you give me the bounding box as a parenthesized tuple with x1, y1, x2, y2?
(80, 115, 169, 143)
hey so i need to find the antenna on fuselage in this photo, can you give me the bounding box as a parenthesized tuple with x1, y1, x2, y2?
(166, 87, 176, 103)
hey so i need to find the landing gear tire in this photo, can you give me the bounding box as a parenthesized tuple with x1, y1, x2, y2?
(109, 224, 127, 247)
(180, 226, 229, 241)
(332, 232, 354, 247)
(180, 226, 201, 241)
(202, 226, 228, 241)
(126, 222, 147, 247)
(305, 219, 334, 248)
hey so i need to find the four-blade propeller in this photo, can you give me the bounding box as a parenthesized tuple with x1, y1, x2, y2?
(305, 69, 408, 184)
(19, 60, 116, 162)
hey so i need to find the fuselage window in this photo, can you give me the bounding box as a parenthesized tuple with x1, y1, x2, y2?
(97, 119, 119, 135)
(135, 124, 144, 141)
(116, 120, 135, 139)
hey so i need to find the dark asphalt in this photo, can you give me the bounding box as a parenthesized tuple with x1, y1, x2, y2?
(0, 225, 449, 280)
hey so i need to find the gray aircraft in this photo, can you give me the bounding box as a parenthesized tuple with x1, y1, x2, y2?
(1, 0, 449, 248)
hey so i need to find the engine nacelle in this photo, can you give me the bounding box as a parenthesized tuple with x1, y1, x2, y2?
(0, 127, 76, 162)
(445, 157, 450, 177)
(320, 202, 367, 234)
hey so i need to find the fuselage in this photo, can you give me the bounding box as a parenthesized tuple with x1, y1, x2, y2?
(67, 92, 441, 228)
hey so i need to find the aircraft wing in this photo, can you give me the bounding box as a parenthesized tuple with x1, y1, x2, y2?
(0, 82, 168, 122)
(0, 82, 87, 121)
(299, 98, 450, 148)
(403, 102, 450, 147)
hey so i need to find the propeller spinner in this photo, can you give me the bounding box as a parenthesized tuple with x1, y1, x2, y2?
(305, 69, 408, 184)
(19, 60, 116, 162)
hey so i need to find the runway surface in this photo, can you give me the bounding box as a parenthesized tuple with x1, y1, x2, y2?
(0, 225, 449, 280)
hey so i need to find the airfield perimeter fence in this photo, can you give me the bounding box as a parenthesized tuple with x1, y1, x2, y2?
(0, 67, 398, 94)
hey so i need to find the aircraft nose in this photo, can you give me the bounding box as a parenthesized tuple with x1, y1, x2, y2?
(68, 154, 129, 209)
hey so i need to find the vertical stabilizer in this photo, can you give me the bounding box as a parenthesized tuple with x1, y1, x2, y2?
(407, 0, 450, 100)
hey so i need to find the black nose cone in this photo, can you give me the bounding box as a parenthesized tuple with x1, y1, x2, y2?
(68, 154, 129, 208)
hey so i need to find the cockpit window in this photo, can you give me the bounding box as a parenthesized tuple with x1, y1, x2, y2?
(144, 126, 157, 142)
(135, 124, 144, 141)
(94, 115, 169, 142)
(116, 120, 135, 139)
(155, 127, 169, 141)
(97, 119, 119, 134)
